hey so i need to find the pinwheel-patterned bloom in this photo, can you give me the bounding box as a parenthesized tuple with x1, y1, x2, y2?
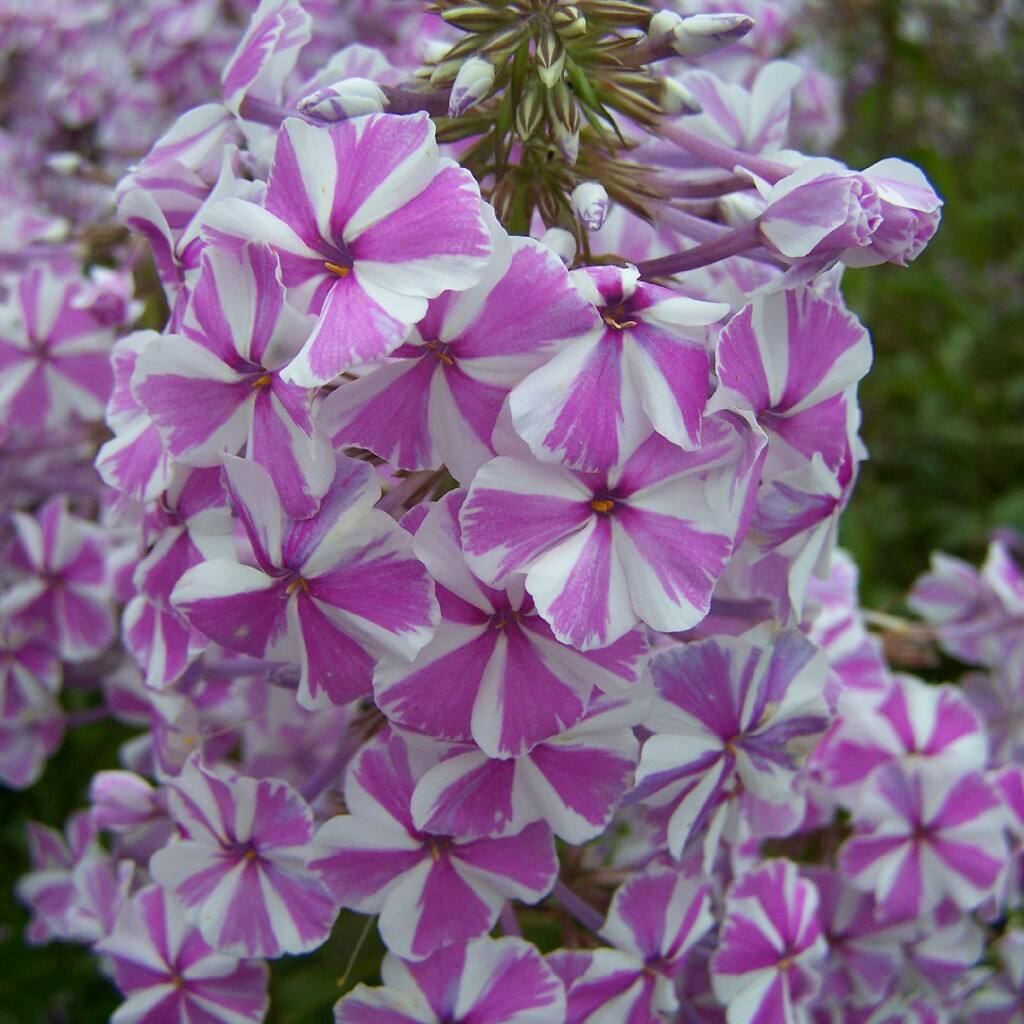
(550, 867, 713, 1024)
(509, 264, 726, 472)
(706, 286, 871, 475)
(322, 218, 598, 483)
(375, 490, 647, 758)
(132, 241, 333, 520)
(96, 885, 270, 1024)
(811, 672, 987, 802)
(711, 859, 827, 1024)
(461, 413, 762, 650)
(172, 453, 438, 709)
(409, 696, 642, 844)
(311, 730, 558, 961)
(149, 755, 338, 959)
(839, 759, 1008, 922)
(2, 496, 116, 663)
(0, 266, 114, 433)
(634, 627, 830, 859)
(334, 936, 566, 1024)
(202, 113, 492, 385)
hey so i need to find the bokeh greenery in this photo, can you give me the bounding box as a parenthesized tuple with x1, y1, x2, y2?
(825, 0, 1024, 608)
(1, 2, 1022, 1020)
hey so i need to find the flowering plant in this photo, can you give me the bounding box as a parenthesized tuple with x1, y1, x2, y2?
(2, 1, 1021, 1023)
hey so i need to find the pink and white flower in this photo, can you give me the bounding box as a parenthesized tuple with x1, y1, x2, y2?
(149, 755, 338, 959)
(172, 453, 438, 709)
(202, 113, 492, 385)
(97, 885, 270, 1024)
(711, 859, 827, 1024)
(334, 936, 566, 1024)
(461, 413, 763, 650)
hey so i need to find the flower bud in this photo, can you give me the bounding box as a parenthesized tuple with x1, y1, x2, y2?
(758, 158, 882, 260)
(298, 79, 388, 121)
(540, 226, 577, 265)
(516, 80, 546, 140)
(671, 13, 755, 56)
(449, 57, 496, 116)
(661, 76, 703, 115)
(571, 181, 611, 231)
(649, 10, 755, 58)
(535, 30, 566, 89)
(441, 4, 510, 32)
(552, 6, 587, 39)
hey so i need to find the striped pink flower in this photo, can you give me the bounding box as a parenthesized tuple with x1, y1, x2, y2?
(202, 113, 492, 385)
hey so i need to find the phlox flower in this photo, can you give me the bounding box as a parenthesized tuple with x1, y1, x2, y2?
(132, 240, 334, 519)
(311, 729, 558, 961)
(460, 412, 763, 650)
(334, 936, 566, 1024)
(321, 214, 599, 483)
(0, 265, 114, 433)
(16, 811, 134, 946)
(509, 264, 727, 472)
(908, 537, 1024, 668)
(964, 928, 1024, 1024)
(549, 867, 713, 1024)
(202, 112, 492, 385)
(706, 286, 871, 475)
(408, 695, 643, 844)
(0, 619, 63, 789)
(96, 330, 176, 504)
(839, 758, 1008, 922)
(802, 867, 916, 1013)
(711, 859, 827, 1024)
(96, 885, 269, 1024)
(811, 673, 987, 803)
(2, 496, 116, 662)
(633, 626, 830, 859)
(149, 754, 338, 958)
(374, 489, 647, 758)
(122, 467, 234, 690)
(220, 0, 311, 119)
(172, 452, 438, 709)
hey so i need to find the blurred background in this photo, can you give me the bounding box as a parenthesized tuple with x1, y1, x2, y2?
(825, 0, 1024, 606)
(1, 2, 1022, 1021)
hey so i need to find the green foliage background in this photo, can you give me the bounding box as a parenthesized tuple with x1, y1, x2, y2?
(828, 0, 1024, 607)
(1, 2, 1022, 1020)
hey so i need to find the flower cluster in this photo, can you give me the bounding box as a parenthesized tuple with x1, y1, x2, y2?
(5, 2, 1019, 1024)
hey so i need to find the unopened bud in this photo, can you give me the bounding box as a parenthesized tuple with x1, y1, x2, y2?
(671, 13, 755, 57)
(441, 4, 510, 32)
(540, 227, 577, 265)
(571, 181, 610, 231)
(552, 6, 587, 38)
(516, 81, 546, 140)
(649, 9, 684, 36)
(719, 191, 764, 227)
(661, 76, 703, 115)
(298, 79, 388, 121)
(584, 0, 654, 26)
(449, 57, 496, 116)
(552, 122, 580, 164)
(535, 31, 566, 88)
